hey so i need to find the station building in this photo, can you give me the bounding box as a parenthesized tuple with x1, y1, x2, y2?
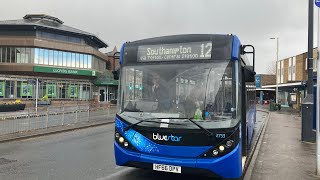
(0, 14, 118, 106)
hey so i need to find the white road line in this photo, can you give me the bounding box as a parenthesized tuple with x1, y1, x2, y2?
(96, 167, 133, 180)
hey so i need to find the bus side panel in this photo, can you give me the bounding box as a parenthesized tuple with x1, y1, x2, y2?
(246, 106, 255, 145)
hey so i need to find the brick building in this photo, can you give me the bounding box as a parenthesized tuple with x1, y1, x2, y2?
(255, 74, 276, 104)
(261, 48, 318, 110)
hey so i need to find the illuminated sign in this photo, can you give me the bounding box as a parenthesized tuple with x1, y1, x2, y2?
(137, 41, 212, 62)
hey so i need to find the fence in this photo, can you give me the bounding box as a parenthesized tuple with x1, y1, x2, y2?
(0, 104, 117, 136)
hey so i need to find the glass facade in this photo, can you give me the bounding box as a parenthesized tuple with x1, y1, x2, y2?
(0, 76, 92, 100)
(0, 47, 33, 64)
(0, 46, 107, 72)
(37, 31, 82, 44)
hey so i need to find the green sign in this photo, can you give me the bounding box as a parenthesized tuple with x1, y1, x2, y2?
(34, 66, 96, 76)
(21, 82, 33, 96)
(46, 84, 57, 98)
(0, 81, 4, 97)
(68, 85, 78, 98)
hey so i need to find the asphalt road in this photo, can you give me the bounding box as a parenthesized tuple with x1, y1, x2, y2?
(0, 111, 267, 180)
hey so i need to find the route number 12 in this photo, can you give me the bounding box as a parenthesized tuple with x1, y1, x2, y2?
(200, 43, 212, 58)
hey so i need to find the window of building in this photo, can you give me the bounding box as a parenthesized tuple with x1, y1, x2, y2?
(38, 31, 82, 45)
(71, 53, 76, 67)
(84, 55, 88, 68)
(54, 50, 59, 66)
(5, 80, 15, 98)
(292, 56, 296, 81)
(67, 52, 71, 67)
(281, 60, 284, 83)
(88, 55, 92, 69)
(4, 47, 10, 63)
(80, 54, 84, 68)
(49, 50, 54, 65)
(76, 53, 80, 68)
(16, 48, 21, 63)
(44, 49, 49, 65)
(8, 47, 15, 63)
(63, 51, 67, 66)
(288, 58, 292, 81)
(34, 48, 39, 64)
(58, 51, 63, 66)
(39, 48, 44, 64)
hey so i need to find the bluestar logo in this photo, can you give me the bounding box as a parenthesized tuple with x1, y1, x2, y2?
(152, 133, 182, 142)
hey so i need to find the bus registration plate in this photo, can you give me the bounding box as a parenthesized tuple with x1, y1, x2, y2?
(153, 163, 181, 173)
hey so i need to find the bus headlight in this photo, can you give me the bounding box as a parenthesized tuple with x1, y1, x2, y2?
(199, 127, 240, 158)
(124, 142, 129, 147)
(119, 137, 125, 143)
(114, 129, 136, 151)
(212, 149, 219, 156)
(226, 140, 234, 147)
(115, 132, 120, 138)
(219, 145, 225, 152)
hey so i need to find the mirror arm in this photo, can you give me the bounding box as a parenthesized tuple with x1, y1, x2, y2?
(241, 45, 255, 72)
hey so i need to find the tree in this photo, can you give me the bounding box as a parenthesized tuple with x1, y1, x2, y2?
(266, 60, 276, 75)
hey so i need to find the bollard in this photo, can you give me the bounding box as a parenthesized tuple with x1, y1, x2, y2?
(28, 108, 31, 131)
(62, 103, 65, 125)
(46, 107, 49, 128)
(75, 104, 78, 123)
(88, 104, 90, 122)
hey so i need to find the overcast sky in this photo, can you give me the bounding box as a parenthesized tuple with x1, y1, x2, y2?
(0, 0, 317, 74)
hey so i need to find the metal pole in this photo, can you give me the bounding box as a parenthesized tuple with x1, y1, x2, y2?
(35, 78, 38, 114)
(308, 0, 314, 94)
(316, 7, 320, 176)
(302, 0, 315, 142)
(270, 37, 279, 103)
(276, 38, 279, 104)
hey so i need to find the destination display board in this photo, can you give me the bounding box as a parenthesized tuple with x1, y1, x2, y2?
(137, 41, 212, 62)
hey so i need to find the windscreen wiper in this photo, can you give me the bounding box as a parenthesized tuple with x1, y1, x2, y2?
(152, 117, 213, 137)
(123, 116, 184, 132)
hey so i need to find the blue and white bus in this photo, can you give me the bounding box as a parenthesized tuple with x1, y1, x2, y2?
(113, 34, 256, 179)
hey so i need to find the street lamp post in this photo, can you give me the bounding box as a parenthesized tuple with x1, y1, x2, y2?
(270, 37, 279, 103)
(301, 0, 315, 143)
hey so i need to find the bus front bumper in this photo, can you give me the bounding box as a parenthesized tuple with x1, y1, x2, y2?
(114, 142, 242, 179)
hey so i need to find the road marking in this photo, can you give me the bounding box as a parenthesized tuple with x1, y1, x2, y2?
(96, 167, 133, 180)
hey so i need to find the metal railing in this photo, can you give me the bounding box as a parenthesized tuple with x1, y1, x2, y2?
(0, 104, 117, 136)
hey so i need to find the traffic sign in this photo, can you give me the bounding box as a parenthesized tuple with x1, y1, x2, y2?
(316, 0, 320, 7)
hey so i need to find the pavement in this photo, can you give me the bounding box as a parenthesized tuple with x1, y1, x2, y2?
(249, 107, 320, 180)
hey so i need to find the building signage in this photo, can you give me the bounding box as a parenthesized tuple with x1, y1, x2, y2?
(33, 66, 96, 76)
(21, 82, 33, 97)
(137, 41, 212, 62)
(255, 75, 261, 88)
